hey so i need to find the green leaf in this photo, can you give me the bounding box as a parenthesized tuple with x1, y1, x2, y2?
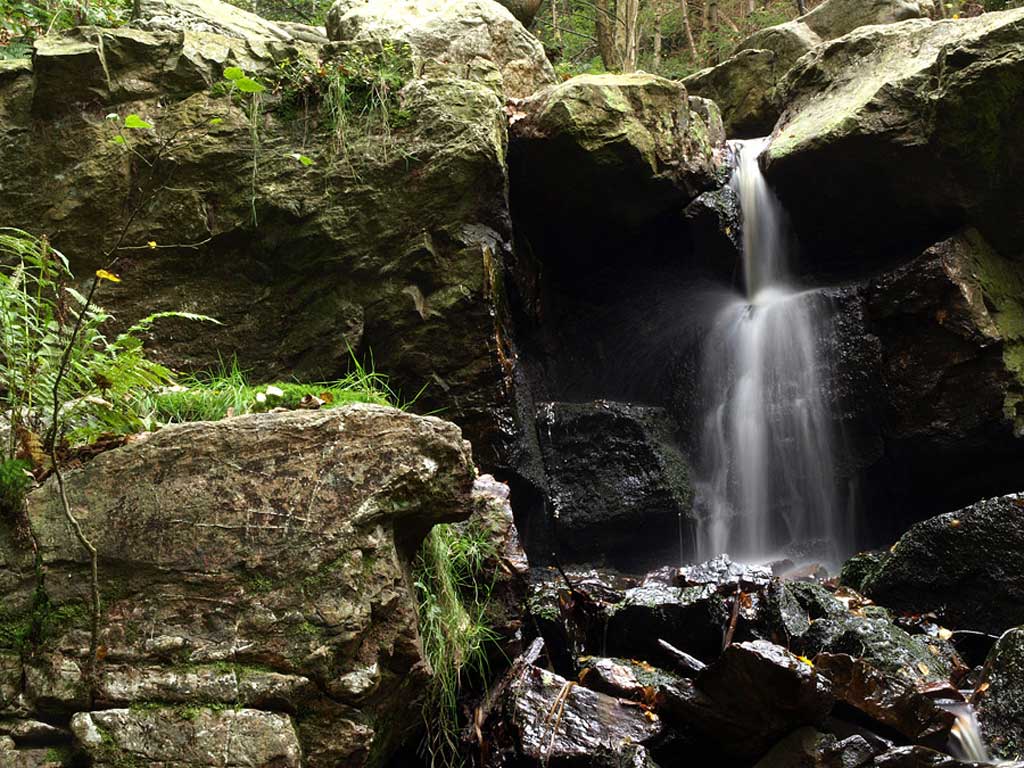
(223, 66, 245, 81)
(124, 114, 152, 130)
(209, 117, 224, 126)
(234, 77, 265, 94)
(289, 152, 315, 166)
(111, 135, 126, 145)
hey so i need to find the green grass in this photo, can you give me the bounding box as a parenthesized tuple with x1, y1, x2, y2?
(139, 355, 404, 426)
(414, 521, 499, 768)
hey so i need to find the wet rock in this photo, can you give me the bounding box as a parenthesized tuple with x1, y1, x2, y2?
(841, 552, 886, 593)
(766, 9, 1024, 265)
(532, 401, 694, 570)
(16, 406, 476, 766)
(578, 656, 682, 702)
(973, 626, 1024, 761)
(696, 641, 833, 751)
(813, 654, 954, 746)
(870, 745, 1009, 767)
(71, 707, 301, 767)
(862, 493, 1024, 635)
(510, 73, 725, 229)
(507, 663, 662, 767)
(753, 727, 837, 768)
(326, 0, 555, 99)
(865, 231, 1024, 486)
(681, 554, 772, 591)
(682, 185, 742, 279)
(802, 614, 954, 686)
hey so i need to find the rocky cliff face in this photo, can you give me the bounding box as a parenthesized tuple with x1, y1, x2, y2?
(1, 405, 476, 767)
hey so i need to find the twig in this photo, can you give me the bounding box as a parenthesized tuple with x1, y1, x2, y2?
(658, 638, 707, 677)
(50, 455, 100, 702)
(722, 583, 741, 649)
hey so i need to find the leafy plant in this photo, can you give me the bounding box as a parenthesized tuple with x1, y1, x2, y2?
(221, 67, 267, 225)
(0, 228, 214, 460)
(414, 521, 499, 768)
(0, 458, 31, 521)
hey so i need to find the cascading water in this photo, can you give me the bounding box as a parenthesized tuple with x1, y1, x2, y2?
(694, 138, 849, 565)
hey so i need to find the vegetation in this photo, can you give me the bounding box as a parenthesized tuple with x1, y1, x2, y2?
(414, 521, 499, 768)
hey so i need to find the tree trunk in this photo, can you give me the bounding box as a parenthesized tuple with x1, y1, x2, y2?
(747, 0, 756, 14)
(681, 0, 699, 62)
(620, 0, 640, 72)
(796, 0, 807, 14)
(551, 0, 562, 42)
(653, 4, 663, 70)
(595, 0, 623, 70)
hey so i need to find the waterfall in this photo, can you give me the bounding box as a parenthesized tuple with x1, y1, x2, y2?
(694, 138, 848, 565)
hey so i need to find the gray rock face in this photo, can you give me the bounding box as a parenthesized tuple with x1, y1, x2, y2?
(766, 9, 1024, 262)
(533, 400, 694, 570)
(684, 0, 930, 137)
(0, 19, 519, 465)
(135, 0, 296, 40)
(862, 493, 1024, 635)
(974, 626, 1024, 761)
(326, 0, 555, 99)
(2, 406, 477, 767)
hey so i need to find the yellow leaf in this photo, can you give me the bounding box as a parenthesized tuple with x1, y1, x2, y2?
(147, 241, 158, 249)
(95, 269, 121, 283)
(917, 662, 930, 676)
(795, 655, 814, 668)
(938, 627, 953, 641)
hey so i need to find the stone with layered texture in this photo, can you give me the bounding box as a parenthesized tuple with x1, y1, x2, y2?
(0, 18, 519, 465)
(510, 72, 725, 228)
(7, 406, 476, 767)
(326, 0, 555, 99)
(766, 9, 1024, 264)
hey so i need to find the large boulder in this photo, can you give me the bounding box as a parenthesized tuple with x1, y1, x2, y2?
(974, 626, 1024, 762)
(2, 406, 477, 767)
(684, 0, 930, 138)
(0, 20, 518, 465)
(510, 73, 725, 228)
(862, 493, 1024, 635)
(531, 401, 694, 570)
(325, 0, 555, 99)
(135, 0, 296, 41)
(766, 9, 1024, 266)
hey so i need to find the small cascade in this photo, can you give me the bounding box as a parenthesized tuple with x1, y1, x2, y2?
(694, 138, 850, 565)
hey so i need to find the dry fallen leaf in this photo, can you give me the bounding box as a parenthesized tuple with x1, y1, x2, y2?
(917, 662, 930, 676)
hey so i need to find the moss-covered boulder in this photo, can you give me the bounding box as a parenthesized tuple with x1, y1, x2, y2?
(862, 493, 1024, 635)
(326, 0, 555, 99)
(5, 406, 476, 767)
(766, 9, 1024, 264)
(0, 17, 520, 464)
(510, 73, 724, 228)
(974, 626, 1024, 761)
(684, 0, 930, 138)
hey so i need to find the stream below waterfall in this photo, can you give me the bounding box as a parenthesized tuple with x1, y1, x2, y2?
(694, 138, 851, 566)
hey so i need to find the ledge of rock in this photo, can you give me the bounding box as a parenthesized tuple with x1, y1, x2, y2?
(510, 73, 725, 229)
(325, 0, 555, 99)
(766, 8, 1024, 265)
(2, 406, 476, 767)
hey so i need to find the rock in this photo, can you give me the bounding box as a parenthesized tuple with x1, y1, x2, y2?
(135, 0, 296, 40)
(532, 401, 694, 570)
(695, 641, 834, 754)
(973, 626, 1024, 761)
(682, 554, 772, 591)
(685, 0, 929, 138)
(840, 552, 886, 592)
(0, 24, 519, 465)
(864, 230, 1024, 492)
(870, 745, 1011, 767)
(766, 9, 1024, 265)
(506, 663, 662, 767)
(862, 493, 1024, 635)
(813, 654, 954, 746)
(325, 0, 555, 99)
(510, 73, 725, 229)
(801, 614, 954, 686)
(752, 727, 836, 768)
(71, 707, 301, 767)
(799, 0, 930, 39)
(14, 406, 476, 766)
(495, 0, 544, 27)
(0, 738, 69, 768)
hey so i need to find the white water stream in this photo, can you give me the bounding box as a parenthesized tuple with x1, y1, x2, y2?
(694, 138, 848, 564)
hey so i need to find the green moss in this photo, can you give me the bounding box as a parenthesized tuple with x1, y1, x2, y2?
(0, 586, 90, 655)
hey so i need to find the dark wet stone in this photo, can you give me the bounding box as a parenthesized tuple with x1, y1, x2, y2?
(508, 663, 662, 767)
(578, 657, 682, 702)
(840, 552, 886, 593)
(801, 614, 954, 686)
(694, 641, 834, 757)
(973, 625, 1024, 761)
(533, 401, 695, 571)
(870, 745, 1018, 767)
(863, 494, 1024, 635)
(753, 727, 838, 768)
(681, 554, 773, 592)
(813, 654, 954, 747)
